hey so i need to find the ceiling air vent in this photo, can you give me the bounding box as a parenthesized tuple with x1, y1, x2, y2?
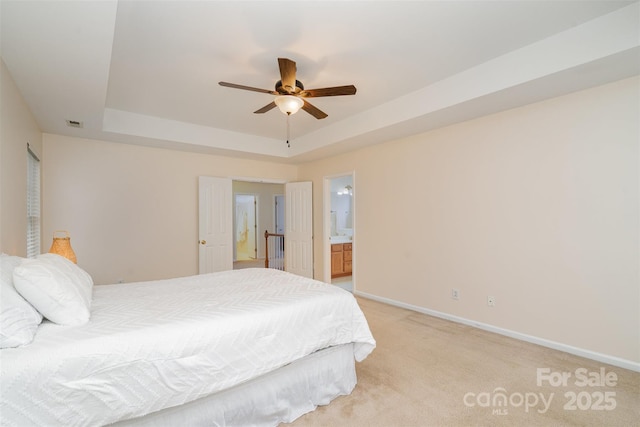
(65, 119, 83, 128)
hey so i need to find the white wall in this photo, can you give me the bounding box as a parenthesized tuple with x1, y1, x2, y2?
(42, 134, 297, 285)
(0, 59, 42, 256)
(299, 77, 639, 365)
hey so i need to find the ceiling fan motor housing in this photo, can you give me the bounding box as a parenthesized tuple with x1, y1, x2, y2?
(276, 79, 304, 94)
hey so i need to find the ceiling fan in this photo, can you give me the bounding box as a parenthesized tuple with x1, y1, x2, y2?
(219, 58, 357, 120)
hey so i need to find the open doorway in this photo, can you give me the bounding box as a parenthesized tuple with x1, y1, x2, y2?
(234, 194, 256, 261)
(325, 174, 354, 292)
(199, 178, 312, 275)
(232, 181, 284, 270)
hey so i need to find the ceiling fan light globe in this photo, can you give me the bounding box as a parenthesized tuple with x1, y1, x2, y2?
(274, 95, 304, 115)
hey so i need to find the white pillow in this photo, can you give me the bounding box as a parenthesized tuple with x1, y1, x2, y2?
(0, 254, 43, 348)
(13, 253, 93, 326)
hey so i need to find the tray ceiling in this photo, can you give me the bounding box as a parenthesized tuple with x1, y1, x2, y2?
(1, 1, 638, 163)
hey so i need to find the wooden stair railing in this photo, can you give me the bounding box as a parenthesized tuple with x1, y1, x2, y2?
(264, 230, 285, 270)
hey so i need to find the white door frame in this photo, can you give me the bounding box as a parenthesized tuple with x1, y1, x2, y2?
(323, 172, 355, 287)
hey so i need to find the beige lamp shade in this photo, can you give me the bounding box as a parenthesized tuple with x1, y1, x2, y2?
(49, 230, 77, 264)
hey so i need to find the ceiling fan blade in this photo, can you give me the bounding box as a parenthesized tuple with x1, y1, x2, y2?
(302, 100, 328, 119)
(219, 81, 277, 95)
(254, 101, 277, 114)
(278, 58, 297, 93)
(300, 85, 357, 98)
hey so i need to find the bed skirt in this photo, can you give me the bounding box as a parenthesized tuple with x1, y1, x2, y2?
(113, 343, 356, 426)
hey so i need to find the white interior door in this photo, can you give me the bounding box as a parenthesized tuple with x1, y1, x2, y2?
(198, 176, 233, 273)
(285, 181, 313, 278)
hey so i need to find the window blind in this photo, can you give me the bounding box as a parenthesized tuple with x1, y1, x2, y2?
(27, 145, 41, 258)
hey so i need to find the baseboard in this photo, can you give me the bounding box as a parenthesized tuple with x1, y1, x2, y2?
(355, 291, 640, 373)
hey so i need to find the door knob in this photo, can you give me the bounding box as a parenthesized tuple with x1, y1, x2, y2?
(199, 240, 206, 245)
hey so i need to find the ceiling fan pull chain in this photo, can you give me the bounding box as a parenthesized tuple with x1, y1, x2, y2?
(286, 113, 291, 148)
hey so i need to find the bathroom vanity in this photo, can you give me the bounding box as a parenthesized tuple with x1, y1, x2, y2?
(331, 239, 352, 278)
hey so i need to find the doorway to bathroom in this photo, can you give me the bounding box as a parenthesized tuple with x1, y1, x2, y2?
(325, 174, 354, 292)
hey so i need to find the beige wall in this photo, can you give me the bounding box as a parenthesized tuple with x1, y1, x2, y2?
(42, 134, 297, 285)
(299, 77, 639, 363)
(0, 59, 42, 256)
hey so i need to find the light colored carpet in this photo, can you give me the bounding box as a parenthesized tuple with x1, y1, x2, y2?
(233, 259, 265, 269)
(292, 297, 640, 426)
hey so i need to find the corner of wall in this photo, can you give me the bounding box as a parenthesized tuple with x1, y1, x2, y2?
(1, 59, 42, 256)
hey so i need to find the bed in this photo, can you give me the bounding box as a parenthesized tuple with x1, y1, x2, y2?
(0, 255, 376, 427)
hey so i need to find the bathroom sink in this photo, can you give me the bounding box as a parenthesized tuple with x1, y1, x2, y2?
(330, 236, 352, 244)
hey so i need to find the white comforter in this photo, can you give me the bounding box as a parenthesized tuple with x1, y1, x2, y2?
(0, 269, 375, 426)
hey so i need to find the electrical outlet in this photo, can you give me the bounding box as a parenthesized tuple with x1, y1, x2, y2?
(452, 289, 460, 300)
(487, 296, 495, 306)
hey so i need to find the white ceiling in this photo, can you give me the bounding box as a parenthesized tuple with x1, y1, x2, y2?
(2, 1, 638, 164)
